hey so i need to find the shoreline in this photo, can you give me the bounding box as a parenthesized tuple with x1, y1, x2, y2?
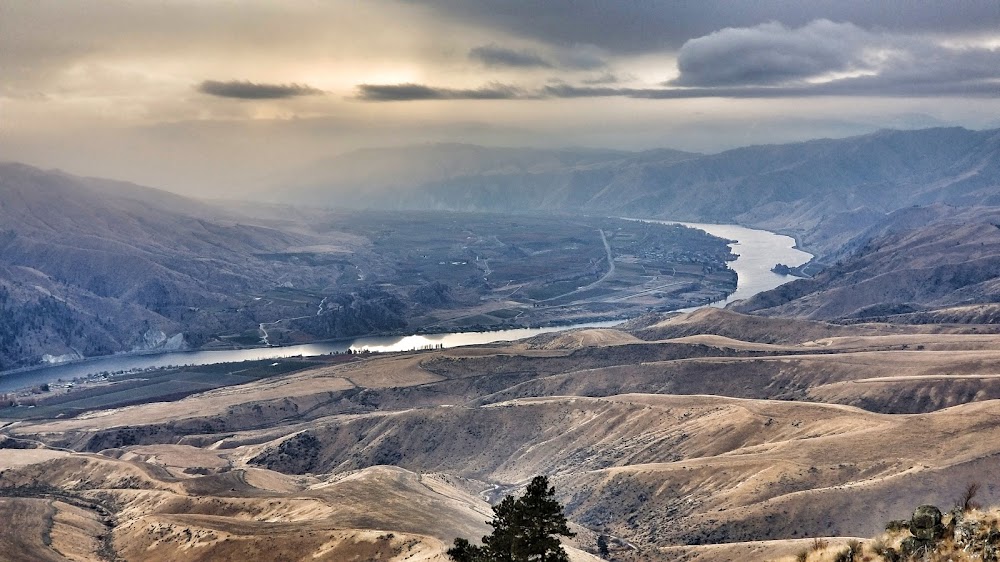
(1, 218, 806, 391)
(0, 311, 644, 382)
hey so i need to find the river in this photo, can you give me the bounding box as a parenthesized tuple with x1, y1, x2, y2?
(641, 221, 812, 307)
(0, 221, 811, 392)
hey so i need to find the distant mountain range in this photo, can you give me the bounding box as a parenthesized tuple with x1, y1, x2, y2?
(6, 126, 1000, 369)
(276, 127, 1000, 258)
(267, 127, 1000, 323)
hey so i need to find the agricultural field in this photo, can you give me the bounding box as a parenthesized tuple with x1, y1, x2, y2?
(269, 211, 738, 341)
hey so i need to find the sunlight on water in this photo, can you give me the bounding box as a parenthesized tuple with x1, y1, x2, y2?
(663, 221, 812, 306)
(348, 321, 622, 353)
(0, 222, 812, 392)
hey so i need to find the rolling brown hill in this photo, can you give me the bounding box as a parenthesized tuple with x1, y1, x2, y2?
(5, 309, 1000, 560)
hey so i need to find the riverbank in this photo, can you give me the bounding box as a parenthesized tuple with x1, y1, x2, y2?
(0, 221, 811, 393)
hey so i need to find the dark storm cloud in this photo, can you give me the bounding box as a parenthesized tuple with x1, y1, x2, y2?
(197, 80, 323, 99)
(670, 20, 866, 87)
(398, 0, 1000, 54)
(501, 19, 1000, 100)
(469, 45, 553, 68)
(356, 82, 524, 101)
(663, 19, 1000, 93)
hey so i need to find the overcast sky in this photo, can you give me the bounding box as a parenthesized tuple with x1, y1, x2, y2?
(3, 0, 1000, 195)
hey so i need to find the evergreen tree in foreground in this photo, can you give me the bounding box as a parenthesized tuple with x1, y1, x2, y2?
(448, 475, 576, 562)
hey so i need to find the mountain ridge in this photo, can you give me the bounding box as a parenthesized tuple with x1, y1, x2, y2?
(733, 205, 1000, 321)
(0, 163, 362, 370)
(269, 127, 1000, 260)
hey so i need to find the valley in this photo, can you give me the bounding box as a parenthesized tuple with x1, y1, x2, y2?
(11, 2, 1000, 560)
(271, 212, 739, 343)
(5, 126, 1000, 562)
(0, 165, 739, 373)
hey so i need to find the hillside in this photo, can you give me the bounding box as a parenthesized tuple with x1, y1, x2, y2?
(0, 164, 741, 371)
(732, 206, 1000, 321)
(6, 309, 1000, 560)
(0, 163, 363, 370)
(278, 128, 1000, 260)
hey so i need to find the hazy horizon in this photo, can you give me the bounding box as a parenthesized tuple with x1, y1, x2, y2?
(4, 1, 1000, 197)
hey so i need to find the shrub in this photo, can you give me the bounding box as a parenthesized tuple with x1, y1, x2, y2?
(885, 520, 909, 532)
(958, 482, 982, 512)
(832, 540, 863, 562)
(870, 537, 889, 555)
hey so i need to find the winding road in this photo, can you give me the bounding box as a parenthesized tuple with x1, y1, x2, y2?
(536, 229, 615, 303)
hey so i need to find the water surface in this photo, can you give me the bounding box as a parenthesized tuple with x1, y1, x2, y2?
(0, 221, 811, 392)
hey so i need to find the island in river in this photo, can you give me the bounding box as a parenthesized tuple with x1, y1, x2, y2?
(0, 219, 810, 398)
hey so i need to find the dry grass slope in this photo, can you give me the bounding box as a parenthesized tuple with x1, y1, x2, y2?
(4, 309, 1000, 561)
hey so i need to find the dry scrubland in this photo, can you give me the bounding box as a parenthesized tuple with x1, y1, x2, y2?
(3, 308, 1000, 561)
(770, 507, 1000, 562)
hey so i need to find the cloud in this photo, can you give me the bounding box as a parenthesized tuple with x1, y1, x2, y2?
(468, 43, 608, 71)
(581, 72, 626, 85)
(397, 0, 1000, 55)
(543, 80, 1000, 100)
(197, 80, 323, 99)
(666, 20, 1000, 94)
(356, 82, 524, 101)
(539, 84, 767, 99)
(469, 45, 552, 68)
(670, 20, 870, 87)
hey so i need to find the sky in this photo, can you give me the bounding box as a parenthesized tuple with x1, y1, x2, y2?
(2, 0, 1000, 196)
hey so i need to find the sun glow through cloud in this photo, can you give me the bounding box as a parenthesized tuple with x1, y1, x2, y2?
(2, 1, 999, 195)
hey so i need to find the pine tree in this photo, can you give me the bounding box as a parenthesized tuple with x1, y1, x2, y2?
(447, 538, 488, 562)
(597, 535, 610, 559)
(483, 495, 520, 561)
(511, 476, 575, 561)
(448, 475, 575, 562)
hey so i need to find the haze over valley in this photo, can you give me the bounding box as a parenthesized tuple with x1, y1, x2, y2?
(5, 2, 1000, 561)
(0, 163, 743, 371)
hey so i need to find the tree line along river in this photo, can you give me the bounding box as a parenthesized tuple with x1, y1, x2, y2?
(0, 221, 811, 392)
